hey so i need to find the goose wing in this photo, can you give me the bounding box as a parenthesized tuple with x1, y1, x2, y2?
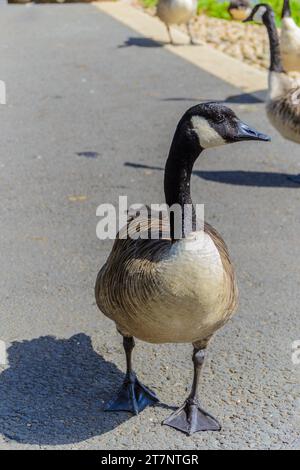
(95, 210, 171, 323)
(267, 85, 300, 143)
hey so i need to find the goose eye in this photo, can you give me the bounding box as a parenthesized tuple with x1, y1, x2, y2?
(215, 115, 225, 124)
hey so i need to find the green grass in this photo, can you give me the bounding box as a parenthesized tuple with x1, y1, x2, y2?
(139, 0, 300, 26)
(267, 0, 300, 25)
(197, 0, 230, 20)
(140, 0, 158, 7)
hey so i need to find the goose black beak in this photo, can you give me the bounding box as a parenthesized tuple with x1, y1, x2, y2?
(235, 121, 271, 142)
(243, 13, 254, 22)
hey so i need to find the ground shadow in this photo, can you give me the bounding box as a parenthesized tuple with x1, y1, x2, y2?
(161, 91, 267, 104)
(125, 162, 163, 172)
(124, 162, 300, 188)
(224, 90, 267, 104)
(119, 37, 164, 48)
(76, 151, 99, 159)
(161, 97, 201, 102)
(195, 170, 300, 188)
(0, 334, 135, 445)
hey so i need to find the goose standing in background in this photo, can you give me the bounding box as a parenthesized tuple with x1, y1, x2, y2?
(156, 0, 198, 44)
(95, 103, 270, 435)
(280, 0, 300, 73)
(245, 4, 300, 144)
(228, 0, 252, 21)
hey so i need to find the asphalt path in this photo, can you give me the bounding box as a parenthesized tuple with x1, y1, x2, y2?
(0, 3, 299, 449)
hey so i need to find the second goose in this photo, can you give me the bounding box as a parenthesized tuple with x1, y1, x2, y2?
(228, 0, 251, 21)
(156, 0, 198, 44)
(280, 0, 300, 73)
(245, 4, 300, 144)
(95, 103, 270, 435)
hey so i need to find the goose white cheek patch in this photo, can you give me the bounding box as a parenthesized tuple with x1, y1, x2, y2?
(191, 115, 226, 148)
(253, 6, 267, 23)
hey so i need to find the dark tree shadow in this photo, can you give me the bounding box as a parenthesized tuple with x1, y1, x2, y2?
(118, 37, 164, 49)
(124, 162, 300, 188)
(0, 334, 134, 445)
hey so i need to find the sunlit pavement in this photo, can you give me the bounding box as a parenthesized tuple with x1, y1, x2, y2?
(0, 4, 299, 450)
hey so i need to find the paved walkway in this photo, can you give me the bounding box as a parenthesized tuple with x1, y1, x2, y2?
(0, 3, 299, 450)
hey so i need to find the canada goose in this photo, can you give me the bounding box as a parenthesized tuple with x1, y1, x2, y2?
(228, 0, 252, 22)
(280, 0, 300, 73)
(245, 4, 300, 144)
(95, 103, 270, 435)
(156, 0, 198, 44)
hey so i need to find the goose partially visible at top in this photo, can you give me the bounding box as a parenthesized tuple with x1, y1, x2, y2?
(280, 0, 300, 73)
(228, 0, 252, 21)
(245, 4, 300, 144)
(156, 0, 198, 44)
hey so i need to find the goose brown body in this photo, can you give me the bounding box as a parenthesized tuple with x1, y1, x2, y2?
(157, 0, 197, 26)
(95, 213, 238, 344)
(267, 75, 300, 143)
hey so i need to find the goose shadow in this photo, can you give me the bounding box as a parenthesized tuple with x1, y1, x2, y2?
(124, 162, 300, 188)
(0, 334, 137, 445)
(161, 90, 267, 104)
(118, 37, 165, 48)
(193, 170, 300, 188)
(224, 89, 267, 104)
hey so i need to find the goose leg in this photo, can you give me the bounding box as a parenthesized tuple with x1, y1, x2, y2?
(186, 22, 196, 45)
(166, 24, 174, 44)
(163, 347, 221, 435)
(105, 336, 159, 415)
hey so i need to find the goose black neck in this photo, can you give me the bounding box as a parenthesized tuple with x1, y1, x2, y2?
(282, 0, 291, 18)
(164, 127, 201, 242)
(264, 10, 285, 73)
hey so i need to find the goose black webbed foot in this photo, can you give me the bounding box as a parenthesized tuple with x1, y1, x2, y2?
(105, 371, 158, 415)
(105, 335, 158, 415)
(163, 345, 221, 435)
(163, 398, 221, 435)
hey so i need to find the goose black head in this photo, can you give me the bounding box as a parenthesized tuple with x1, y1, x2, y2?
(243, 3, 272, 24)
(179, 102, 270, 150)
